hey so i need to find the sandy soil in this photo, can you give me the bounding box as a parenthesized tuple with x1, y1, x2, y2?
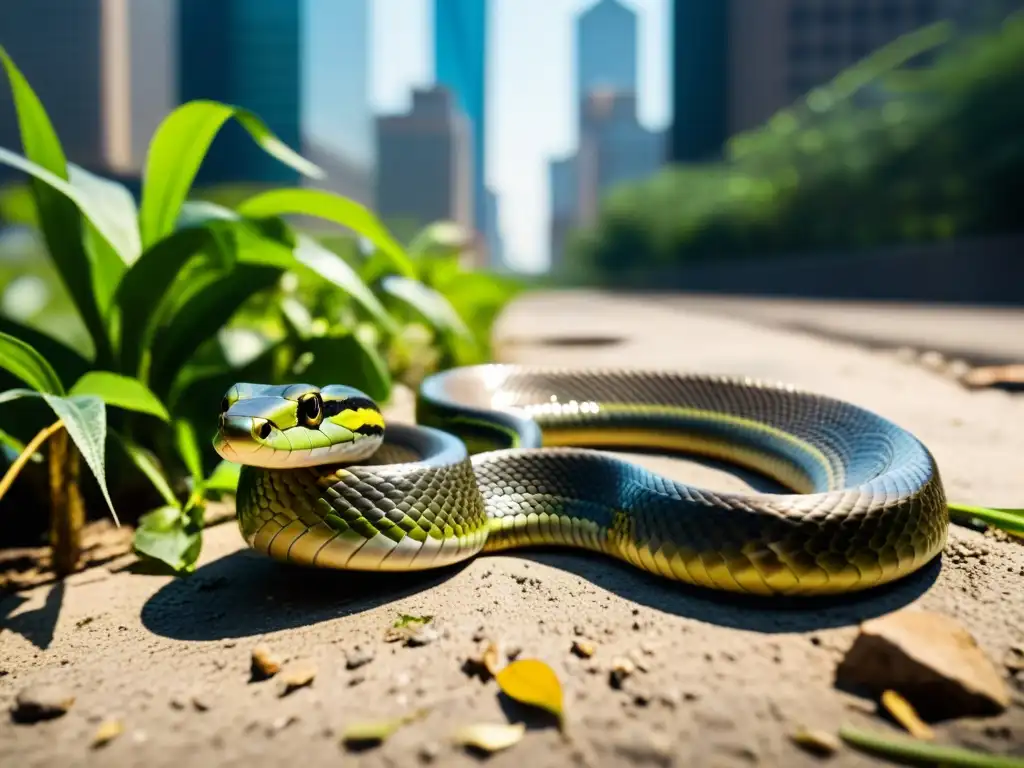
(2, 291, 1022, 767)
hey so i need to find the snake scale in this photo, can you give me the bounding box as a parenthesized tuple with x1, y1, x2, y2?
(213, 364, 948, 596)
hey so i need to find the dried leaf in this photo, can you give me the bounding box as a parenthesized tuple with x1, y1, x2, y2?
(495, 659, 564, 725)
(394, 614, 432, 628)
(881, 690, 935, 740)
(341, 708, 428, 750)
(91, 718, 124, 748)
(482, 642, 501, 677)
(452, 722, 526, 754)
(790, 727, 841, 756)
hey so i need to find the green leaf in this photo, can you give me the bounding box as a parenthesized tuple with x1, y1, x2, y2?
(839, 725, 1024, 767)
(112, 432, 179, 508)
(0, 48, 120, 363)
(292, 332, 391, 402)
(378, 275, 475, 357)
(68, 163, 141, 265)
(132, 503, 203, 573)
(174, 419, 204, 486)
(236, 188, 415, 277)
(148, 264, 282, 396)
(139, 100, 324, 248)
(0, 388, 117, 523)
(113, 225, 213, 377)
(0, 331, 65, 394)
(949, 503, 1024, 537)
(0, 317, 91, 387)
(293, 235, 398, 334)
(69, 371, 170, 421)
(203, 460, 240, 494)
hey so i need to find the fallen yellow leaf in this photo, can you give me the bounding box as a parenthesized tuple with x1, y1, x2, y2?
(340, 708, 428, 749)
(494, 659, 564, 726)
(482, 642, 502, 677)
(452, 722, 526, 754)
(91, 718, 124, 749)
(881, 690, 935, 740)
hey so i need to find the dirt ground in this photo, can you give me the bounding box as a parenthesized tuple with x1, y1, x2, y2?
(2, 291, 1023, 767)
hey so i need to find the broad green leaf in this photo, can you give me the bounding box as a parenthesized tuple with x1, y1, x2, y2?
(494, 659, 564, 725)
(113, 225, 213, 376)
(112, 432, 179, 508)
(0, 317, 91, 387)
(203, 459, 240, 494)
(0, 388, 116, 522)
(133, 504, 203, 573)
(378, 275, 473, 342)
(0, 48, 119, 363)
(0, 330, 64, 394)
(236, 188, 415, 277)
(407, 220, 473, 260)
(292, 332, 391, 403)
(139, 100, 324, 248)
(451, 722, 526, 754)
(148, 264, 282, 395)
(68, 163, 141, 265)
(293, 235, 398, 333)
(839, 725, 1024, 768)
(69, 371, 170, 421)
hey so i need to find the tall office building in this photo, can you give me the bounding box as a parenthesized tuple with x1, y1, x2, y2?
(301, 0, 374, 204)
(548, 156, 577, 273)
(0, 0, 175, 179)
(577, 0, 639, 100)
(433, 0, 493, 263)
(669, 0, 968, 162)
(375, 87, 473, 239)
(178, 0, 302, 185)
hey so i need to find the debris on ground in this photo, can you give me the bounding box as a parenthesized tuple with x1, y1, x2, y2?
(835, 609, 1010, 720)
(571, 640, 596, 659)
(345, 645, 375, 670)
(960, 364, 1024, 392)
(10, 684, 76, 723)
(91, 719, 124, 749)
(451, 722, 526, 755)
(609, 657, 637, 689)
(277, 660, 317, 696)
(881, 689, 935, 740)
(405, 625, 440, 647)
(494, 659, 564, 724)
(790, 727, 842, 757)
(250, 644, 283, 681)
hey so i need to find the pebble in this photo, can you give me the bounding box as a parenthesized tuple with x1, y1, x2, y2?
(609, 657, 636, 689)
(345, 645, 376, 670)
(406, 626, 440, 647)
(250, 644, 282, 681)
(11, 684, 76, 723)
(572, 640, 596, 658)
(278, 660, 317, 696)
(790, 728, 841, 757)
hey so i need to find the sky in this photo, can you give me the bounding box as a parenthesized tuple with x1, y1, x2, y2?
(369, 0, 671, 272)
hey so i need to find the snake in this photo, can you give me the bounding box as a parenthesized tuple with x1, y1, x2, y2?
(212, 364, 949, 596)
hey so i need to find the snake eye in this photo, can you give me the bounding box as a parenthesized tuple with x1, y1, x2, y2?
(300, 394, 322, 426)
(258, 422, 272, 440)
(220, 398, 229, 413)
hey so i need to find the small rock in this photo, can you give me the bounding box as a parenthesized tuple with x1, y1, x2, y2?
(346, 645, 376, 670)
(836, 609, 1010, 720)
(278, 660, 317, 696)
(267, 715, 299, 735)
(1004, 647, 1024, 673)
(505, 644, 523, 661)
(250, 644, 282, 681)
(92, 719, 124, 749)
(790, 728, 841, 757)
(406, 626, 439, 647)
(572, 640, 596, 659)
(11, 684, 75, 723)
(472, 627, 487, 642)
(418, 741, 441, 762)
(574, 625, 586, 636)
(348, 674, 366, 687)
(192, 694, 213, 712)
(169, 695, 187, 711)
(609, 657, 636, 689)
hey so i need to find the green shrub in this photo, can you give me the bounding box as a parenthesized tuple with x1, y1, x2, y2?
(0, 48, 522, 575)
(568, 14, 1024, 283)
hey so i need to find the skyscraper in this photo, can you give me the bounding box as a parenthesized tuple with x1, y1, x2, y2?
(576, 0, 638, 113)
(301, 0, 373, 204)
(178, 0, 302, 185)
(375, 87, 473, 240)
(0, 0, 176, 179)
(433, 0, 490, 261)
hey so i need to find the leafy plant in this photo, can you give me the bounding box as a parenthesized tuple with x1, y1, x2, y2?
(0, 48, 521, 575)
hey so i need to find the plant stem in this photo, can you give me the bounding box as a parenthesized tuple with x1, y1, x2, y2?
(840, 725, 1024, 767)
(0, 419, 64, 502)
(48, 426, 85, 576)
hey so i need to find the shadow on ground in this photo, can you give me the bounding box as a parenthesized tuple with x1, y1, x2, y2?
(518, 549, 941, 633)
(140, 539, 940, 642)
(140, 548, 465, 641)
(0, 580, 65, 649)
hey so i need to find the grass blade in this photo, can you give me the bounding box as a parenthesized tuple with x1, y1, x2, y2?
(236, 188, 415, 277)
(0, 330, 65, 395)
(0, 317, 91, 387)
(949, 503, 1024, 537)
(139, 100, 323, 248)
(839, 725, 1024, 767)
(111, 432, 179, 508)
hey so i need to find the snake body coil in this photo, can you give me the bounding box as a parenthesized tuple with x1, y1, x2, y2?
(213, 365, 948, 596)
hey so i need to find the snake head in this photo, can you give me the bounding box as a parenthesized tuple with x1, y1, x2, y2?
(213, 383, 385, 468)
